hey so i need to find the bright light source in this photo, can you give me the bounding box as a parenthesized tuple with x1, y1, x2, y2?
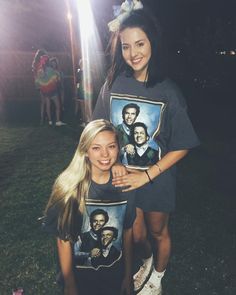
(67, 12, 72, 20)
(230, 50, 235, 56)
(76, 0, 104, 101)
(77, 0, 94, 39)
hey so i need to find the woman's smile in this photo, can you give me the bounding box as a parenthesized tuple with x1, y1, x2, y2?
(87, 131, 119, 174)
(120, 27, 151, 82)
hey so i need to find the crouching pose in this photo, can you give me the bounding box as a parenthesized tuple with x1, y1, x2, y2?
(43, 119, 136, 295)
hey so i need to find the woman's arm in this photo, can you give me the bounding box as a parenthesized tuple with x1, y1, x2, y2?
(57, 238, 78, 295)
(120, 227, 133, 295)
(146, 149, 188, 180)
(112, 149, 188, 191)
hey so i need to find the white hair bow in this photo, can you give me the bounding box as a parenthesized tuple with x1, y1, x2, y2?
(108, 0, 143, 32)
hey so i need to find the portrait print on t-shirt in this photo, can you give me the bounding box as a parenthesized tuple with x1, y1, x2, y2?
(73, 200, 127, 270)
(110, 94, 165, 169)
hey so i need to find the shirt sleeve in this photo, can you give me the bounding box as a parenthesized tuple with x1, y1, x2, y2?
(41, 204, 60, 237)
(123, 190, 136, 229)
(92, 81, 110, 120)
(163, 82, 200, 151)
(168, 106, 200, 151)
(41, 203, 74, 241)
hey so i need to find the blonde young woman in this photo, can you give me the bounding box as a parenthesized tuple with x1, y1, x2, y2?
(43, 119, 136, 295)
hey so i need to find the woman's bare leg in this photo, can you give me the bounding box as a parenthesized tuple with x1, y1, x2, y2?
(40, 94, 46, 123)
(53, 96, 61, 122)
(145, 212, 170, 272)
(45, 97, 52, 122)
(133, 208, 152, 259)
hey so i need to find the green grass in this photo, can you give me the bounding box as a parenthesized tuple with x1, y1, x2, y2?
(0, 124, 82, 294)
(0, 122, 235, 294)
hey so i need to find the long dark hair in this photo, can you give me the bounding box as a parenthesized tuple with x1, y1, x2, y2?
(107, 8, 167, 88)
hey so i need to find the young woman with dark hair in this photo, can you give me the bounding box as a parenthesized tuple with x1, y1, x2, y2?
(93, 2, 199, 294)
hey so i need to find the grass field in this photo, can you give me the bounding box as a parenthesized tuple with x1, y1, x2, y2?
(0, 124, 81, 294)
(0, 88, 235, 294)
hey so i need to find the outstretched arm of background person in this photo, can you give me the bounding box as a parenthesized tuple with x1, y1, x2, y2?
(120, 227, 134, 295)
(112, 149, 188, 191)
(57, 239, 78, 295)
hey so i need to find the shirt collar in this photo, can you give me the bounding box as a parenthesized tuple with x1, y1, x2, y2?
(90, 230, 98, 240)
(122, 122, 130, 135)
(136, 143, 149, 156)
(102, 243, 113, 257)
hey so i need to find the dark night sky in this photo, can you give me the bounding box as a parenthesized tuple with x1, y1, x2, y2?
(0, 0, 235, 51)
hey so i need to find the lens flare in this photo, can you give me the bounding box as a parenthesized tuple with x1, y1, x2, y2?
(76, 0, 104, 101)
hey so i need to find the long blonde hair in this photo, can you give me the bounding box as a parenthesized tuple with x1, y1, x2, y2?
(45, 119, 118, 241)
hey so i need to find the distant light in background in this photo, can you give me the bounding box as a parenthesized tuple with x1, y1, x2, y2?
(219, 51, 226, 55)
(76, 0, 104, 100)
(217, 50, 236, 56)
(65, 0, 77, 93)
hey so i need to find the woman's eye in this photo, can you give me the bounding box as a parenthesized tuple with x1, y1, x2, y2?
(137, 42, 144, 47)
(92, 147, 100, 151)
(122, 45, 129, 51)
(109, 145, 117, 149)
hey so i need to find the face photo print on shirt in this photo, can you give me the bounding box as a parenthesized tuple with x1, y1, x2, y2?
(73, 200, 127, 270)
(110, 94, 165, 169)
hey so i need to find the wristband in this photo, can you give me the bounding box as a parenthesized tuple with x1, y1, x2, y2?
(145, 170, 153, 184)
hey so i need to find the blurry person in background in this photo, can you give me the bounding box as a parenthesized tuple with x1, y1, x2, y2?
(50, 57, 65, 116)
(75, 58, 93, 127)
(35, 55, 66, 126)
(32, 48, 48, 124)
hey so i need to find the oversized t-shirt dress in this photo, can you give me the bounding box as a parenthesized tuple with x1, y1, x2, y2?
(93, 74, 200, 212)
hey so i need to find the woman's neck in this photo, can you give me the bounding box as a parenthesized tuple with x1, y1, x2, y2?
(91, 170, 110, 184)
(134, 70, 148, 83)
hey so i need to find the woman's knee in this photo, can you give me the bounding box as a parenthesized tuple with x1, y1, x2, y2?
(149, 226, 170, 242)
(133, 227, 147, 244)
(146, 212, 170, 241)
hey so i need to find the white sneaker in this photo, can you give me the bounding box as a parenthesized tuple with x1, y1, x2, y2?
(137, 281, 162, 295)
(55, 121, 66, 126)
(48, 121, 53, 126)
(133, 255, 153, 293)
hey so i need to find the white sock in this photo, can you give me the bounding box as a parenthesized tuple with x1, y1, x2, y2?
(149, 268, 165, 288)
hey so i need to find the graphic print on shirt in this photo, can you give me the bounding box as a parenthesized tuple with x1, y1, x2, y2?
(74, 200, 127, 270)
(110, 94, 165, 169)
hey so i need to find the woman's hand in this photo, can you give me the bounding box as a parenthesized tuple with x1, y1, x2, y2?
(112, 168, 149, 191)
(112, 163, 128, 177)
